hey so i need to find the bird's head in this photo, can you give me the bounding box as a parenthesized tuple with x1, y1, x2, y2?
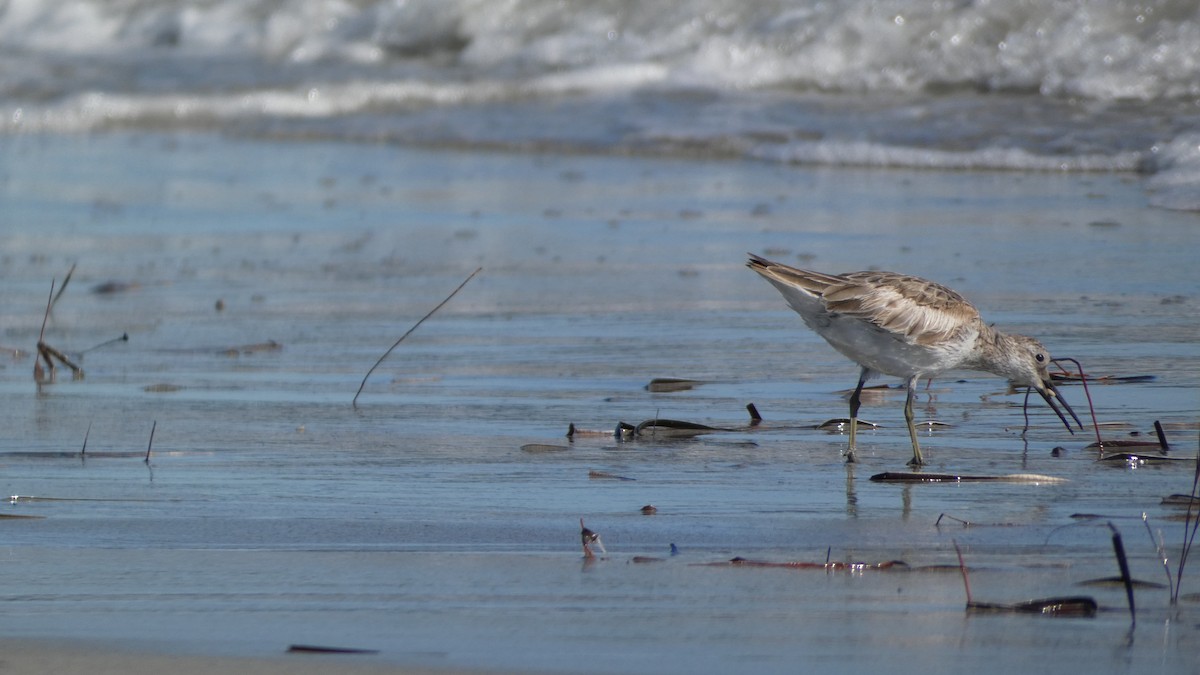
(1004, 335, 1083, 433)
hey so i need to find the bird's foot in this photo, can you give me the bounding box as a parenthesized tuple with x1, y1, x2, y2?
(844, 451, 858, 464)
(906, 455, 925, 468)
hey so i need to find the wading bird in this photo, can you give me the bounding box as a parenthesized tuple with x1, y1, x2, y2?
(747, 254, 1082, 466)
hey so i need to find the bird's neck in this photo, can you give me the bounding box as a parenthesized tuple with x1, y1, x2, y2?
(966, 323, 1016, 378)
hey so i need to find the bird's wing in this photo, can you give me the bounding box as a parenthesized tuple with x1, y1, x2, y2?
(747, 254, 844, 296)
(822, 271, 980, 346)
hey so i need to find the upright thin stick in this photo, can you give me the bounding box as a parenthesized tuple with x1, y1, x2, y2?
(1142, 513, 1175, 601)
(144, 420, 157, 464)
(51, 263, 76, 312)
(352, 268, 482, 406)
(1108, 522, 1136, 628)
(38, 279, 55, 344)
(1174, 433, 1200, 605)
(953, 540, 973, 606)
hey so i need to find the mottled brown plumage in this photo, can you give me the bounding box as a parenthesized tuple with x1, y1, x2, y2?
(747, 254, 1081, 466)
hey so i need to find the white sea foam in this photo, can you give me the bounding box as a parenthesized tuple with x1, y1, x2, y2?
(1146, 134, 1200, 211)
(2, 0, 1199, 204)
(750, 140, 1146, 173)
(4, 0, 1197, 99)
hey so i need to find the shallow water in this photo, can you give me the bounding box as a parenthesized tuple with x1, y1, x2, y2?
(0, 133, 1199, 673)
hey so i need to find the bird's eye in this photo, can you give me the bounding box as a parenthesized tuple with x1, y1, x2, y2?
(1035, 353, 1045, 363)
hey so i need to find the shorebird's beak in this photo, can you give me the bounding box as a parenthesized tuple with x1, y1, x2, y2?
(1036, 378, 1084, 433)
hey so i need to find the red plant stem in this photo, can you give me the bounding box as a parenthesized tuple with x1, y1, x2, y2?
(1053, 357, 1102, 448)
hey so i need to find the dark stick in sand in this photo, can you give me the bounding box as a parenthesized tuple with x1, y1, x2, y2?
(1153, 420, 1169, 452)
(953, 540, 975, 606)
(35, 279, 55, 379)
(144, 420, 157, 464)
(352, 267, 481, 406)
(81, 422, 91, 458)
(1174, 439, 1200, 605)
(1108, 522, 1136, 628)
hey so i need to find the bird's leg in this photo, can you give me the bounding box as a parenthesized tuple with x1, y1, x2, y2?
(904, 376, 925, 467)
(846, 368, 869, 464)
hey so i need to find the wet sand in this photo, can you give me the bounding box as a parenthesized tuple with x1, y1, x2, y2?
(0, 133, 1198, 673)
(0, 638, 504, 675)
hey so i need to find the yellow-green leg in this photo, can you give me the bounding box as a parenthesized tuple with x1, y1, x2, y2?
(904, 376, 925, 467)
(846, 369, 869, 464)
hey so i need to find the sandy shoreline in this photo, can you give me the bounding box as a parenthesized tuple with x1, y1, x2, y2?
(0, 132, 1197, 674)
(0, 639, 515, 675)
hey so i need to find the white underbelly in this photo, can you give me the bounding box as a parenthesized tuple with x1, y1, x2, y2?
(816, 316, 975, 379)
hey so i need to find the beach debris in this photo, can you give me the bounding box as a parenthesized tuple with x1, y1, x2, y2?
(746, 403, 762, 424)
(1087, 420, 1171, 454)
(580, 518, 605, 558)
(588, 469, 635, 481)
(695, 556, 907, 571)
(79, 333, 129, 355)
(936, 513, 973, 528)
(352, 267, 481, 406)
(1077, 577, 1165, 590)
(566, 422, 636, 439)
(34, 278, 84, 382)
(90, 280, 141, 294)
(640, 504, 657, 515)
(953, 541, 1097, 618)
(570, 404, 768, 443)
(870, 472, 1067, 484)
(287, 644, 380, 655)
(144, 383, 185, 393)
(221, 340, 282, 356)
(816, 418, 880, 431)
(634, 418, 732, 439)
(521, 443, 568, 453)
(1096, 453, 1190, 467)
(935, 513, 1027, 528)
(1049, 370, 1156, 384)
(1154, 420, 1171, 450)
(645, 377, 703, 392)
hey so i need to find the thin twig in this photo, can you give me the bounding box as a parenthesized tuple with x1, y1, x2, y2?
(38, 279, 55, 344)
(50, 263, 76, 312)
(80, 333, 129, 355)
(953, 540, 973, 606)
(144, 420, 157, 464)
(1142, 513, 1174, 602)
(352, 267, 482, 406)
(1174, 432, 1200, 605)
(81, 422, 92, 458)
